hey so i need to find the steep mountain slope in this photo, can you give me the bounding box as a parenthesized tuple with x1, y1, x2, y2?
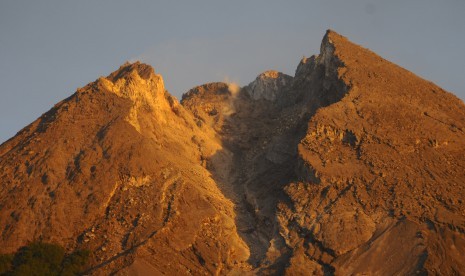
(0, 31, 464, 275)
(278, 31, 465, 275)
(0, 62, 249, 275)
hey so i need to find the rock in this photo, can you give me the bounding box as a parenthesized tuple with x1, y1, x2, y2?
(244, 70, 293, 101)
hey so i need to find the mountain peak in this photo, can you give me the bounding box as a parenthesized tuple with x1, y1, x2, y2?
(94, 61, 165, 107)
(80, 61, 171, 132)
(323, 29, 343, 40)
(257, 70, 281, 79)
(107, 61, 156, 82)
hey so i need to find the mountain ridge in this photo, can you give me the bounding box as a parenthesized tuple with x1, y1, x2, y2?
(1, 30, 464, 275)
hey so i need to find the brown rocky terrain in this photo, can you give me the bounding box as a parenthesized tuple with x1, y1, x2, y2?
(0, 30, 464, 275)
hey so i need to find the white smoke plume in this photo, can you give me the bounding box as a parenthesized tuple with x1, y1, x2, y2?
(222, 76, 242, 116)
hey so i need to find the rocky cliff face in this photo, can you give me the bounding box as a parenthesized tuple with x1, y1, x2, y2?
(244, 70, 293, 101)
(1, 31, 464, 275)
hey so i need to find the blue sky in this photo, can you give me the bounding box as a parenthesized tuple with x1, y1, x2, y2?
(1, 1, 464, 143)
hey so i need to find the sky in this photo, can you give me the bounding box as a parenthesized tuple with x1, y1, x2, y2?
(1, 1, 464, 144)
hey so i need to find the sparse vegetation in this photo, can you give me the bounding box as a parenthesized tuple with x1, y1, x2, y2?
(0, 242, 90, 276)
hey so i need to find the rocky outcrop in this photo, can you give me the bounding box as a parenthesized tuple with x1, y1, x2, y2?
(244, 70, 293, 101)
(181, 82, 237, 133)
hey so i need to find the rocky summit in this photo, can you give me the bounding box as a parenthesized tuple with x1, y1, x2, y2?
(1, 30, 464, 275)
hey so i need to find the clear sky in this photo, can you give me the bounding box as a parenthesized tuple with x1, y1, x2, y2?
(1, 1, 464, 144)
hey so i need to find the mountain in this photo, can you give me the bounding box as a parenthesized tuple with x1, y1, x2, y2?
(1, 30, 464, 275)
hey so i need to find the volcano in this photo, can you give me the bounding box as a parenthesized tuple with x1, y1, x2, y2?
(1, 31, 464, 275)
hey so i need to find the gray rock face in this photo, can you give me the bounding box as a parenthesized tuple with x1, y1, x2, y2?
(245, 70, 293, 101)
(294, 55, 318, 81)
